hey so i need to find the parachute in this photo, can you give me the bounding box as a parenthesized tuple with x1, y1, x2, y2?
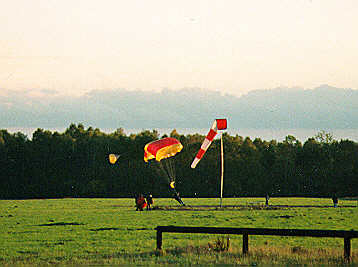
(144, 137, 183, 183)
(144, 137, 185, 205)
(109, 154, 120, 164)
(144, 137, 183, 162)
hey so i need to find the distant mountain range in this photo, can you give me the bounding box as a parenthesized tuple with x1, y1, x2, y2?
(1, 84, 357, 130)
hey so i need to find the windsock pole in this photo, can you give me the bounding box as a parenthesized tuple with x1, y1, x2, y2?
(220, 132, 224, 207)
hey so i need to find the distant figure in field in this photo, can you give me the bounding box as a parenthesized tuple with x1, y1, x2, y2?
(146, 194, 153, 210)
(332, 194, 338, 208)
(265, 194, 270, 206)
(135, 194, 147, 211)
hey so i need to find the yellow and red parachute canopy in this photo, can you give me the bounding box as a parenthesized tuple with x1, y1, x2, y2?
(108, 154, 120, 164)
(144, 137, 183, 162)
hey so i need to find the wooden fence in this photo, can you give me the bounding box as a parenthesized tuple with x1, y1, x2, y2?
(155, 226, 358, 261)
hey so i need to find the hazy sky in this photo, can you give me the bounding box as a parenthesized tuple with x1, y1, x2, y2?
(1, 0, 357, 97)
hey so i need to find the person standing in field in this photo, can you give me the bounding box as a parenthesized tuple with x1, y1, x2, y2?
(332, 194, 338, 208)
(265, 194, 270, 206)
(134, 193, 139, 210)
(146, 194, 153, 210)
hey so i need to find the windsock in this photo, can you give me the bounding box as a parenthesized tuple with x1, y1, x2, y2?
(191, 119, 227, 168)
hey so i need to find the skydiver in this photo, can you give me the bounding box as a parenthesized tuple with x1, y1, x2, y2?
(173, 191, 185, 206)
(136, 193, 147, 211)
(169, 181, 185, 206)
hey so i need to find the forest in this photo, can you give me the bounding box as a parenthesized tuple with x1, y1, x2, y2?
(0, 123, 357, 199)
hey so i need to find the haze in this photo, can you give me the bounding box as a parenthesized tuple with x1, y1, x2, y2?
(1, 0, 358, 97)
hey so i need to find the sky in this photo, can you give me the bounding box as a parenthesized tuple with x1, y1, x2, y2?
(1, 0, 358, 98)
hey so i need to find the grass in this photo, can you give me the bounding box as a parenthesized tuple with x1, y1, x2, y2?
(1, 197, 358, 265)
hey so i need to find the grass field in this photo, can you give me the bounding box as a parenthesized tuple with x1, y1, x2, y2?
(1, 197, 358, 265)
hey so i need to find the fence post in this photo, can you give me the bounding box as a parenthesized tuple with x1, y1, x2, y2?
(344, 237, 351, 262)
(156, 228, 163, 250)
(243, 233, 249, 255)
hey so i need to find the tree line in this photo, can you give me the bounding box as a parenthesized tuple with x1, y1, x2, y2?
(0, 123, 357, 199)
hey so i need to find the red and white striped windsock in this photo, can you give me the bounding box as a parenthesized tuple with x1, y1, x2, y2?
(191, 119, 227, 168)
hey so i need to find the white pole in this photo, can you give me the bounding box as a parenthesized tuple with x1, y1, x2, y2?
(220, 133, 224, 207)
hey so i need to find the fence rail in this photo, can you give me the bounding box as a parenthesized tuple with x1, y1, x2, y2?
(155, 226, 358, 261)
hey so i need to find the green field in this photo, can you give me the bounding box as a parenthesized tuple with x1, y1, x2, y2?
(1, 197, 358, 265)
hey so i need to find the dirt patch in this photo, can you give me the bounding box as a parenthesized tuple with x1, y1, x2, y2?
(275, 215, 294, 219)
(151, 204, 356, 211)
(90, 227, 151, 231)
(152, 205, 286, 211)
(38, 222, 84, 226)
(90, 227, 120, 231)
